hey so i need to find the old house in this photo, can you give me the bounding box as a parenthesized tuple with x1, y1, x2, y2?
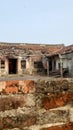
(59, 45, 73, 77)
(0, 43, 64, 76)
(46, 45, 73, 77)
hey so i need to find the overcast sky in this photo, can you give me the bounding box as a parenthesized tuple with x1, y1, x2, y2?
(0, 0, 73, 45)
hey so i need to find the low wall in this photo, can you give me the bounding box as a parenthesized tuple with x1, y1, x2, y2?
(0, 79, 73, 130)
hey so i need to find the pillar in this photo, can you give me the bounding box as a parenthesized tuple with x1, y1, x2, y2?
(59, 54, 63, 77)
(52, 60, 54, 72)
(30, 56, 33, 75)
(17, 57, 22, 75)
(47, 59, 49, 76)
(5, 59, 9, 75)
(0, 59, 1, 76)
(60, 59, 63, 77)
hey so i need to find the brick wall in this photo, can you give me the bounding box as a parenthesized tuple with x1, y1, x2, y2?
(0, 79, 73, 130)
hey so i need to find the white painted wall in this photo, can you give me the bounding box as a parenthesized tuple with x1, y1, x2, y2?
(55, 54, 72, 77)
(61, 53, 73, 77)
(56, 58, 60, 70)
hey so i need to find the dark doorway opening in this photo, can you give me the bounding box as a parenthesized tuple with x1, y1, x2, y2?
(49, 59, 52, 71)
(9, 59, 17, 74)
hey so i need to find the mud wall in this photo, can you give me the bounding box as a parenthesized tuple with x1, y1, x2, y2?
(0, 79, 73, 130)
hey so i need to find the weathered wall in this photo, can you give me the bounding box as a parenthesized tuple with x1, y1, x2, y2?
(0, 59, 8, 76)
(62, 52, 73, 77)
(0, 79, 73, 130)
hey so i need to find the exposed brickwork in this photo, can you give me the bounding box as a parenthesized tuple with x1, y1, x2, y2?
(0, 96, 25, 111)
(0, 79, 72, 129)
(2, 116, 36, 129)
(5, 80, 19, 94)
(42, 92, 73, 110)
(5, 86, 18, 94)
(19, 80, 35, 93)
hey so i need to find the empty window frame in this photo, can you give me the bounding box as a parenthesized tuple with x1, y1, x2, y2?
(1, 60, 5, 69)
(34, 61, 43, 68)
(21, 60, 26, 69)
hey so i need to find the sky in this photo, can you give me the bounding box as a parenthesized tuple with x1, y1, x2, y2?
(0, 0, 73, 45)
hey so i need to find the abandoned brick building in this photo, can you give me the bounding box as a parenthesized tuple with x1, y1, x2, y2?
(0, 43, 73, 77)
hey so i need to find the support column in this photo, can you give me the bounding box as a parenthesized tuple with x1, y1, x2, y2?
(0, 59, 1, 76)
(52, 60, 54, 72)
(47, 59, 49, 76)
(18, 57, 22, 75)
(30, 56, 32, 75)
(59, 54, 63, 77)
(5, 59, 9, 75)
(60, 59, 63, 77)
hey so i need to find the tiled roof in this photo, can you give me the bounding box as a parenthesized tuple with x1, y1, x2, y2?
(47, 45, 73, 56)
(59, 45, 73, 54)
(0, 43, 64, 58)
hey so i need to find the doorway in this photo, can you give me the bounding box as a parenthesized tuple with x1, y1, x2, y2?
(8, 59, 17, 74)
(49, 59, 52, 71)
